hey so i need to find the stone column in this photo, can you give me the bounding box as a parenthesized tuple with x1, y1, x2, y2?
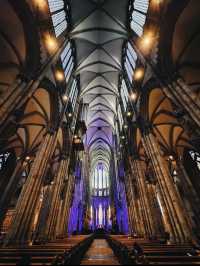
(125, 172, 140, 236)
(128, 158, 149, 238)
(131, 181, 145, 236)
(134, 198, 145, 237)
(124, 174, 134, 235)
(33, 185, 53, 243)
(134, 159, 159, 238)
(134, 160, 153, 237)
(142, 134, 182, 243)
(0, 160, 24, 226)
(43, 158, 69, 241)
(155, 184, 178, 240)
(146, 182, 165, 238)
(176, 160, 200, 230)
(142, 132, 195, 243)
(4, 131, 58, 246)
(58, 174, 75, 237)
(129, 205, 135, 235)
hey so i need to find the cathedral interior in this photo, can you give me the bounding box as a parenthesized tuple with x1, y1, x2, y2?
(0, 0, 200, 265)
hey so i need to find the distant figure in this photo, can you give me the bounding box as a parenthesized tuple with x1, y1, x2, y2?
(113, 222, 119, 234)
(133, 242, 144, 257)
(164, 231, 170, 244)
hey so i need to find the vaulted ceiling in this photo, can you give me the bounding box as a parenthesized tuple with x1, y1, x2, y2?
(70, 0, 129, 170)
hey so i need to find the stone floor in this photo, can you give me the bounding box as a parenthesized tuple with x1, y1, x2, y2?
(81, 239, 120, 265)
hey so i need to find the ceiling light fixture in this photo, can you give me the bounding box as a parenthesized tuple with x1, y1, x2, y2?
(34, 0, 47, 10)
(45, 34, 58, 53)
(62, 95, 68, 102)
(130, 92, 137, 101)
(25, 156, 31, 161)
(127, 111, 132, 117)
(134, 68, 144, 81)
(140, 32, 154, 51)
(55, 70, 65, 82)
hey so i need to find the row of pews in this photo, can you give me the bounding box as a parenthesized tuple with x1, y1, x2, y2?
(0, 235, 94, 265)
(107, 235, 200, 265)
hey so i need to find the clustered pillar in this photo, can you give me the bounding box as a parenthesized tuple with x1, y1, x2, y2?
(3, 129, 75, 246)
(125, 157, 164, 239)
(35, 157, 70, 242)
(142, 130, 195, 244)
(126, 130, 196, 243)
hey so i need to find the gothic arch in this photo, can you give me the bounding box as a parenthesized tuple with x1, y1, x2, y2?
(0, 79, 60, 162)
(0, 0, 40, 99)
(140, 84, 193, 159)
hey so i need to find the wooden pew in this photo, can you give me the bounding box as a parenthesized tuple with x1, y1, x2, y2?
(107, 235, 200, 265)
(0, 235, 94, 265)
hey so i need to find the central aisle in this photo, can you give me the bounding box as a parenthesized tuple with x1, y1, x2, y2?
(81, 239, 120, 265)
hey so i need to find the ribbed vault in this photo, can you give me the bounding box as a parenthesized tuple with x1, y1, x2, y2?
(70, 0, 129, 175)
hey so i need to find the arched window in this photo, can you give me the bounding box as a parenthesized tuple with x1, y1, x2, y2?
(48, 2, 79, 113)
(0, 152, 10, 171)
(189, 151, 200, 171)
(48, 0, 69, 37)
(91, 163, 110, 197)
(60, 41, 75, 84)
(120, 78, 129, 112)
(69, 79, 79, 111)
(124, 42, 138, 85)
(129, 0, 149, 37)
(118, 104, 124, 132)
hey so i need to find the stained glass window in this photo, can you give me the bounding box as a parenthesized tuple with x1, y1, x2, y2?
(69, 79, 79, 111)
(48, 0, 68, 37)
(0, 152, 10, 171)
(60, 42, 74, 84)
(92, 164, 110, 197)
(190, 151, 200, 171)
(120, 79, 129, 111)
(118, 105, 124, 131)
(124, 42, 137, 85)
(130, 0, 149, 37)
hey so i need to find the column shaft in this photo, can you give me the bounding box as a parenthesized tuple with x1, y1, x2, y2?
(143, 133, 195, 243)
(134, 160, 156, 237)
(44, 159, 69, 241)
(4, 132, 57, 246)
(0, 161, 24, 225)
(58, 174, 75, 237)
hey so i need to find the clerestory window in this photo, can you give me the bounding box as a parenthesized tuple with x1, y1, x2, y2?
(0, 152, 10, 171)
(129, 0, 149, 37)
(48, 0, 68, 37)
(124, 42, 138, 85)
(91, 163, 110, 197)
(60, 41, 75, 84)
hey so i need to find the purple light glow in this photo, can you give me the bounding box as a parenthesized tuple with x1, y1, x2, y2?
(90, 196, 112, 231)
(68, 164, 85, 235)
